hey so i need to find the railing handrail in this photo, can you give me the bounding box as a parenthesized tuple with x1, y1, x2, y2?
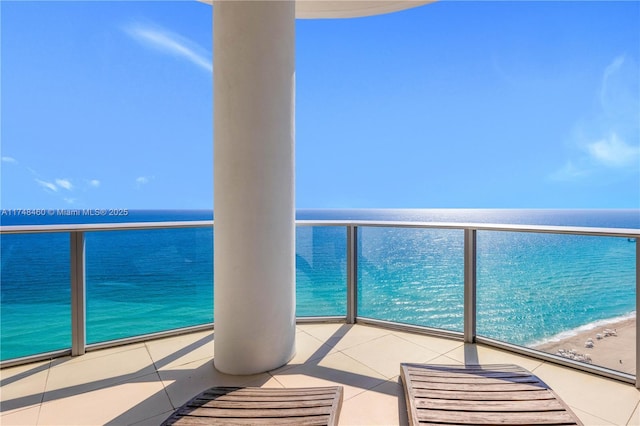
(2, 219, 638, 238)
(298, 220, 640, 238)
(0, 220, 215, 234)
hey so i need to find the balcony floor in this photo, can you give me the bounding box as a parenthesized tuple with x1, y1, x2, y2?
(1, 323, 639, 425)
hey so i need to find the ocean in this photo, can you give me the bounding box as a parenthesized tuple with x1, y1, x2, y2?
(1, 209, 638, 361)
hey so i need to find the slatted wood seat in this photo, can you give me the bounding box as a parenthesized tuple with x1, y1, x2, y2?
(161, 386, 343, 426)
(400, 363, 583, 426)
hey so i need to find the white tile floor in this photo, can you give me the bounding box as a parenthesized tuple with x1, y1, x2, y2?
(1, 323, 639, 425)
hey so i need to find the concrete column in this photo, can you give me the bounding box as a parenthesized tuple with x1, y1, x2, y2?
(213, 0, 296, 375)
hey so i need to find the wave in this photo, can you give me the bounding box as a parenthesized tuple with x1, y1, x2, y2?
(529, 311, 635, 347)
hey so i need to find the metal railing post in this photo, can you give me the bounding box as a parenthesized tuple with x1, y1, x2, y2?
(636, 238, 640, 389)
(347, 225, 358, 324)
(464, 228, 477, 343)
(71, 231, 86, 356)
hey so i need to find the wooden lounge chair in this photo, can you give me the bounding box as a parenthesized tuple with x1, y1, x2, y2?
(400, 363, 583, 426)
(161, 386, 343, 425)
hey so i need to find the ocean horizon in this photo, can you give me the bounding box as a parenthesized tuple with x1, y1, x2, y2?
(1, 208, 638, 362)
(2, 207, 640, 227)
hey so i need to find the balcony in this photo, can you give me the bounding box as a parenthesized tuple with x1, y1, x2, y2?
(1, 219, 638, 424)
(2, 323, 639, 425)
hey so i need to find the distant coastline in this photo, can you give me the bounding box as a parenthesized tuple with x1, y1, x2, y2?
(530, 311, 635, 347)
(534, 314, 635, 375)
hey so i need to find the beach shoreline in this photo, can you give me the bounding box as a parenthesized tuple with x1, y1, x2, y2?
(533, 315, 635, 375)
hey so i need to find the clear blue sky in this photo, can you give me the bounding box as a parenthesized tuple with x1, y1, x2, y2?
(2, 0, 639, 210)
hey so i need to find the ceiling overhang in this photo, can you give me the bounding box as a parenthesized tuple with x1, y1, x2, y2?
(198, 1, 436, 19)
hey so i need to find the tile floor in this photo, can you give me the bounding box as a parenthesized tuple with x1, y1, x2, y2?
(1, 323, 639, 425)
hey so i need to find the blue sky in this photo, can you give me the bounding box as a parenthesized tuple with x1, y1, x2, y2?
(1, 1, 639, 210)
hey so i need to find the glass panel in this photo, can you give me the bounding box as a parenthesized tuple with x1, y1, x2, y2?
(477, 231, 636, 374)
(86, 227, 213, 344)
(1, 233, 70, 360)
(296, 226, 347, 316)
(358, 227, 464, 331)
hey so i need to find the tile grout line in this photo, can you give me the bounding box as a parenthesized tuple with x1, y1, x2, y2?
(572, 405, 617, 426)
(336, 349, 391, 401)
(625, 399, 640, 425)
(138, 338, 191, 424)
(299, 324, 394, 352)
(527, 360, 547, 376)
(340, 334, 447, 380)
(35, 359, 52, 425)
(295, 325, 349, 345)
(144, 342, 177, 410)
(421, 351, 459, 367)
(440, 344, 466, 361)
(390, 331, 464, 355)
(266, 371, 286, 389)
(128, 410, 175, 426)
(334, 332, 393, 353)
(386, 332, 465, 363)
(533, 360, 630, 425)
(296, 327, 331, 345)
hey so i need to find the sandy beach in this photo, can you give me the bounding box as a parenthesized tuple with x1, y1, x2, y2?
(534, 316, 635, 375)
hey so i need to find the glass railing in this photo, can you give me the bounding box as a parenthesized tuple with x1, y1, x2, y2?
(357, 226, 464, 332)
(476, 231, 636, 375)
(1, 220, 637, 387)
(1, 232, 71, 359)
(296, 226, 347, 317)
(85, 227, 214, 344)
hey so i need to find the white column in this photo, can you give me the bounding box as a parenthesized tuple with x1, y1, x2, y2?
(213, 0, 296, 375)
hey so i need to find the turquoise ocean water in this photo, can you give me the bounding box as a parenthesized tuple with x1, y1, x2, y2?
(1, 209, 637, 361)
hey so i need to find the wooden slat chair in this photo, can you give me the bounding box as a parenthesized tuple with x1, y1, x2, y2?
(400, 363, 583, 426)
(161, 386, 343, 426)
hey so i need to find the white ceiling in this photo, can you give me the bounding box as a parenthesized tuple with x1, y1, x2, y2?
(198, 1, 436, 19)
